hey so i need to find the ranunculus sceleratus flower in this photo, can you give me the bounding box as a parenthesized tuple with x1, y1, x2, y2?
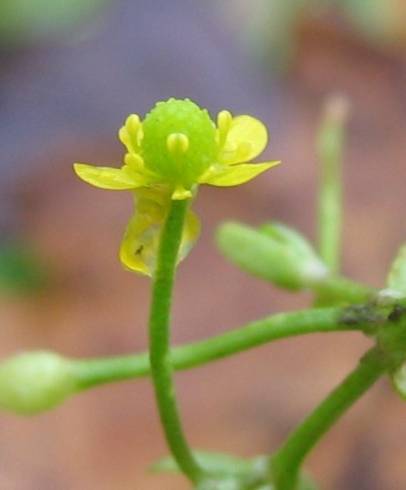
(74, 98, 279, 276)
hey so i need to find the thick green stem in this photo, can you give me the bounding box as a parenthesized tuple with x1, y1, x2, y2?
(317, 96, 348, 274)
(73, 306, 372, 390)
(148, 199, 203, 483)
(270, 347, 387, 490)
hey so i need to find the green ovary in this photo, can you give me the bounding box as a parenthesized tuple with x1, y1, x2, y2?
(141, 98, 217, 189)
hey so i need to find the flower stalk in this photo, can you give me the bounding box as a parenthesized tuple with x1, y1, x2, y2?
(148, 198, 204, 484)
(73, 304, 374, 391)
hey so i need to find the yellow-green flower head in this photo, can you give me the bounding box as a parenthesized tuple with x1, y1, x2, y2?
(74, 98, 279, 276)
(142, 99, 216, 190)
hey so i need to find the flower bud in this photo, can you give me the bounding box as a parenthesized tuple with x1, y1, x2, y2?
(216, 222, 328, 291)
(0, 351, 77, 415)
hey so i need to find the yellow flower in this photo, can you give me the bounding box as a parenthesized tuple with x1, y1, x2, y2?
(74, 98, 279, 276)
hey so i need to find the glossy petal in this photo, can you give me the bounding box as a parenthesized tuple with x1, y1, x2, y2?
(218, 115, 268, 165)
(200, 161, 280, 187)
(119, 212, 159, 276)
(119, 190, 200, 276)
(74, 163, 144, 190)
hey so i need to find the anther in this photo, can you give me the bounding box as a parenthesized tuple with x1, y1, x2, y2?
(217, 110, 232, 132)
(125, 114, 141, 133)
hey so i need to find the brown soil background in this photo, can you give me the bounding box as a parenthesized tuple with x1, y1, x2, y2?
(1, 9, 406, 490)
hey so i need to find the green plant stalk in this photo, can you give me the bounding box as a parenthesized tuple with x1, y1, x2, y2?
(313, 275, 375, 305)
(270, 347, 387, 490)
(317, 97, 347, 274)
(148, 198, 203, 484)
(73, 304, 385, 390)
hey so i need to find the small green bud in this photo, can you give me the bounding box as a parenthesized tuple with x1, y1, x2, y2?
(141, 98, 216, 189)
(0, 351, 77, 415)
(216, 222, 328, 291)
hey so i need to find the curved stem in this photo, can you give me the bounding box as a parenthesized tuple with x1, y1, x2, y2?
(270, 347, 387, 490)
(73, 305, 374, 390)
(148, 198, 203, 484)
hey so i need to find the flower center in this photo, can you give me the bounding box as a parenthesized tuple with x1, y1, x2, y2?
(141, 98, 216, 189)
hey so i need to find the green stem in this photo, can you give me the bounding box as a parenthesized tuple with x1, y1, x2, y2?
(313, 275, 375, 306)
(270, 347, 387, 490)
(148, 198, 203, 484)
(317, 96, 348, 274)
(73, 305, 382, 390)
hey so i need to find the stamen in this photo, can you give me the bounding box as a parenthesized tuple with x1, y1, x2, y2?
(118, 127, 130, 147)
(217, 110, 232, 132)
(217, 110, 232, 147)
(125, 114, 141, 151)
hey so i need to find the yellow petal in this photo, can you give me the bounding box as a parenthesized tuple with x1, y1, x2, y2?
(200, 161, 280, 187)
(119, 212, 159, 276)
(218, 116, 268, 165)
(124, 152, 145, 172)
(73, 163, 143, 190)
(119, 190, 200, 276)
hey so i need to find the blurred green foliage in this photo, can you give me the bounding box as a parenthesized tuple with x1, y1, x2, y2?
(220, 0, 406, 71)
(0, 242, 48, 294)
(0, 0, 109, 46)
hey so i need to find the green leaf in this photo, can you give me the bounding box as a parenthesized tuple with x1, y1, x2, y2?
(0, 242, 48, 294)
(152, 452, 320, 489)
(151, 450, 252, 478)
(0, 0, 108, 46)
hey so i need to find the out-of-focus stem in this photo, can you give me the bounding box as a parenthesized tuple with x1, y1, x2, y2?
(317, 95, 349, 274)
(270, 347, 387, 490)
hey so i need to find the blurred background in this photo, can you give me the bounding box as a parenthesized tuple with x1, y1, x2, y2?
(1, 0, 406, 488)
